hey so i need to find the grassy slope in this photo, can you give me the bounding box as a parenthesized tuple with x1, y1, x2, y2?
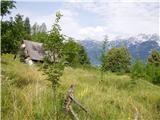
(2, 54, 160, 120)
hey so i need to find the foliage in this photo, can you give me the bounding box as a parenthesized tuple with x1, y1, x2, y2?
(147, 49, 160, 66)
(145, 64, 160, 85)
(130, 50, 160, 85)
(1, 1, 31, 54)
(1, 0, 16, 18)
(63, 38, 90, 66)
(31, 22, 48, 42)
(41, 11, 65, 119)
(131, 61, 160, 85)
(146, 50, 160, 85)
(64, 38, 81, 65)
(24, 17, 31, 35)
(100, 35, 108, 81)
(131, 60, 146, 79)
(101, 35, 108, 64)
(31, 32, 48, 43)
(78, 45, 90, 65)
(102, 47, 131, 73)
(1, 14, 29, 53)
(42, 11, 65, 91)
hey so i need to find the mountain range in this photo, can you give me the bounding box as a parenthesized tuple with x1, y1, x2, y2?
(78, 34, 160, 65)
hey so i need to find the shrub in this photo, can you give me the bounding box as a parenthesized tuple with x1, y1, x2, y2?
(130, 49, 160, 85)
(130, 60, 146, 79)
(147, 49, 160, 66)
(145, 64, 160, 85)
(146, 49, 160, 85)
(102, 47, 131, 73)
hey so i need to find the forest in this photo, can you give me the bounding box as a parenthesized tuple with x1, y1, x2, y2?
(1, 1, 160, 120)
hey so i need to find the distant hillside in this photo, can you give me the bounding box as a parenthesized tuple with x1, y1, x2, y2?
(78, 34, 160, 65)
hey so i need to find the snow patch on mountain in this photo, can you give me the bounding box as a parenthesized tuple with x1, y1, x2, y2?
(111, 33, 160, 47)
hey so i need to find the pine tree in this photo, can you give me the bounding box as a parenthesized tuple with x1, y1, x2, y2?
(24, 17, 31, 35)
(31, 22, 39, 34)
(39, 23, 47, 33)
(100, 35, 108, 82)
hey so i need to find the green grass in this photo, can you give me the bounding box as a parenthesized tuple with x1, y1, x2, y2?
(2, 54, 160, 120)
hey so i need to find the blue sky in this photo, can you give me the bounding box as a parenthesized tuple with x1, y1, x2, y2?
(5, 0, 160, 41)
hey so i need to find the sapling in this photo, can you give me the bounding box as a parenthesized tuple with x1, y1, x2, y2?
(42, 11, 65, 119)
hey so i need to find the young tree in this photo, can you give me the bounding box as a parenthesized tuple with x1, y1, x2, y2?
(78, 45, 90, 65)
(100, 35, 108, 81)
(42, 11, 65, 119)
(24, 17, 31, 35)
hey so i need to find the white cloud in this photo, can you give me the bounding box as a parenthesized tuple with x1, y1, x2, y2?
(18, 0, 158, 2)
(8, 1, 159, 41)
(77, 2, 159, 38)
(78, 26, 105, 40)
(60, 2, 159, 40)
(105, 2, 159, 35)
(59, 9, 83, 39)
(59, 10, 113, 40)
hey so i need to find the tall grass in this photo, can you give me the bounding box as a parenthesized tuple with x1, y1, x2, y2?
(2, 54, 160, 120)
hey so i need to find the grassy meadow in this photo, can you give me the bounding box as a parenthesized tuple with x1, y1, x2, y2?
(2, 54, 160, 120)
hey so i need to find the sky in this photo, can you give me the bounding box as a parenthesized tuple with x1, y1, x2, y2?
(5, 0, 160, 41)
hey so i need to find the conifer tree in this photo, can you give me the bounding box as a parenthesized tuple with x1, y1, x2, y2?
(24, 17, 31, 35)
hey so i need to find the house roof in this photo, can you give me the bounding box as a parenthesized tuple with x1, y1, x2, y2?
(23, 40, 46, 61)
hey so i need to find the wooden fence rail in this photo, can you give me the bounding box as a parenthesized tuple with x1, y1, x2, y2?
(64, 84, 89, 120)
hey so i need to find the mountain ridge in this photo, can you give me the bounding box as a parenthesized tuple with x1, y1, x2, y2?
(78, 34, 160, 65)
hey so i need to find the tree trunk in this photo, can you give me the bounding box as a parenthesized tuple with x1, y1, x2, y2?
(52, 84, 57, 120)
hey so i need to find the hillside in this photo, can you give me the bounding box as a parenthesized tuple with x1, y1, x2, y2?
(2, 54, 160, 120)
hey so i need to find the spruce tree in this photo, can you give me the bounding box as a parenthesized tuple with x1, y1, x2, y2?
(24, 17, 31, 35)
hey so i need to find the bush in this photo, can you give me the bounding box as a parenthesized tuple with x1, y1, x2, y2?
(145, 64, 160, 85)
(146, 49, 160, 85)
(102, 47, 131, 73)
(147, 49, 160, 66)
(130, 60, 160, 85)
(131, 60, 146, 79)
